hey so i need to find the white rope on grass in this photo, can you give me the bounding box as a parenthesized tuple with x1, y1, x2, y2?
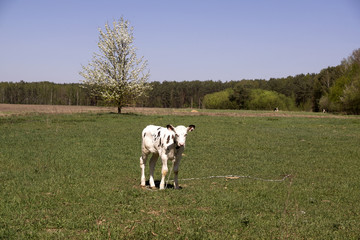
(144, 174, 291, 191)
(171, 174, 292, 183)
(161, 160, 292, 190)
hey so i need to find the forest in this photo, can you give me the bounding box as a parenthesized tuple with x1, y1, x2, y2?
(1, 49, 359, 114)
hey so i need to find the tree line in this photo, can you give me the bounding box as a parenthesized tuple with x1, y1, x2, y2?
(202, 49, 360, 114)
(0, 81, 96, 106)
(0, 80, 235, 109)
(1, 49, 359, 114)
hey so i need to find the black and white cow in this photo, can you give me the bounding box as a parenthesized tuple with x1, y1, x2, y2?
(140, 124, 195, 189)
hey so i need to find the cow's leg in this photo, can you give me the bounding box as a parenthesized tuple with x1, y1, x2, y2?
(159, 155, 168, 190)
(173, 159, 181, 189)
(173, 153, 183, 189)
(149, 153, 159, 189)
(140, 152, 149, 187)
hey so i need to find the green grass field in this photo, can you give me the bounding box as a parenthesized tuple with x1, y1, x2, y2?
(1, 110, 360, 239)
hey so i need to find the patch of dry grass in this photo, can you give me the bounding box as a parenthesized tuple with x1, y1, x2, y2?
(1, 104, 358, 120)
(0, 104, 117, 116)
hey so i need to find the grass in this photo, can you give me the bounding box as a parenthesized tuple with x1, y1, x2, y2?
(1, 111, 360, 239)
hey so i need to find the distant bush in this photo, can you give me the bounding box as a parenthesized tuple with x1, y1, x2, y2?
(203, 88, 237, 109)
(340, 76, 360, 114)
(247, 89, 297, 111)
(324, 62, 360, 114)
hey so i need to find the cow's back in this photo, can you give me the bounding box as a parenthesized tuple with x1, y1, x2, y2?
(142, 125, 161, 153)
(141, 125, 176, 156)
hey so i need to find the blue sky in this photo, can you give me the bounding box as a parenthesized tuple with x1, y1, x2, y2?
(0, 0, 359, 83)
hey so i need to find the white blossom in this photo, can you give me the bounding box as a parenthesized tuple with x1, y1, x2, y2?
(80, 18, 151, 113)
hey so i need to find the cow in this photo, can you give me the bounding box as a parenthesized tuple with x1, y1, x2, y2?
(140, 124, 195, 190)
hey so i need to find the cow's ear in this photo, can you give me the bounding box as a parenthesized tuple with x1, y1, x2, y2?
(188, 125, 195, 132)
(167, 124, 175, 131)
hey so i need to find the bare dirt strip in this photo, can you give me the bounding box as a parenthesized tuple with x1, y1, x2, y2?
(0, 104, 357, 119)
(0, 104, 116, 116)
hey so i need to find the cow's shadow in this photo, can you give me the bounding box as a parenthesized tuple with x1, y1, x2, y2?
(145, 180, 182, 190)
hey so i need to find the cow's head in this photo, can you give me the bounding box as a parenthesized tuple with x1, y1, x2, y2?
(167, 124, 195, 148)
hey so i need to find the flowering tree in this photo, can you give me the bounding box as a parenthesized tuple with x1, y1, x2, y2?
(80, 18, 151, 113)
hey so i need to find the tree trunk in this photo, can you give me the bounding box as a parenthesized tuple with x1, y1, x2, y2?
(117, 106, 122, 114)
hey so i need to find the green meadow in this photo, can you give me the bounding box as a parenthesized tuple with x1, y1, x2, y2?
(1, 111, 360, 239)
